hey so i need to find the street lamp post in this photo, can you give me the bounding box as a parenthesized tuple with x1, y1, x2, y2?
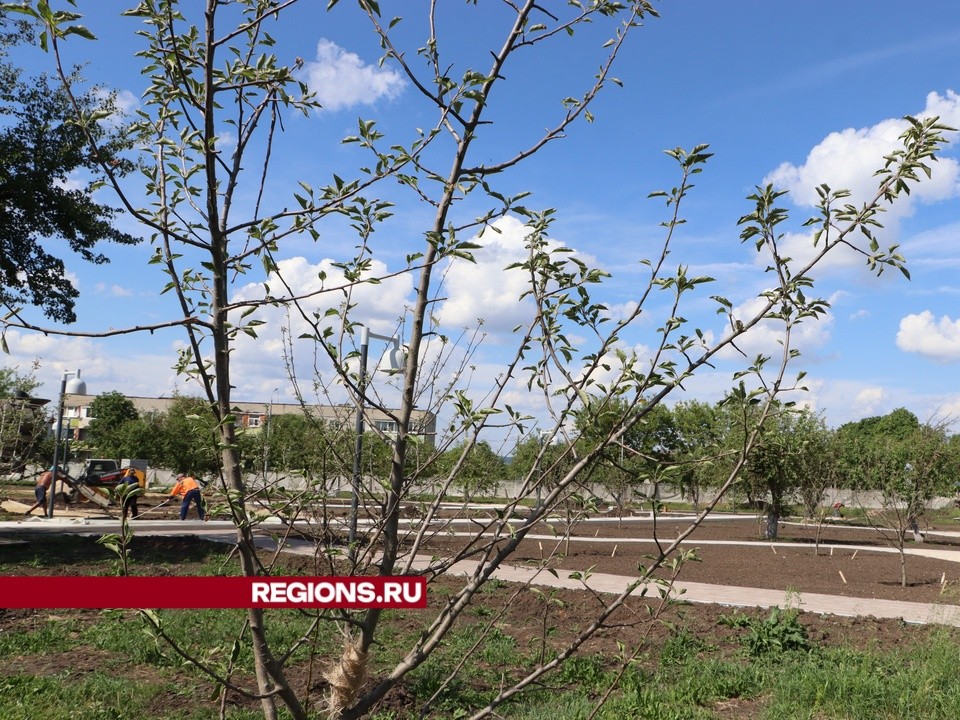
(263, 388, 277, 477)
(49, 369, 87, 518)
(349, 327, 403, 557)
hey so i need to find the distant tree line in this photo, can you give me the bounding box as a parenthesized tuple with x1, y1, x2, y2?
(83, 392, 413, 484)
(509, 398, 960, 539)
(81, 390, 959, 533)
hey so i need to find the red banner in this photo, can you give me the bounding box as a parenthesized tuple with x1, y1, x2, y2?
(0, 576, 427, 609)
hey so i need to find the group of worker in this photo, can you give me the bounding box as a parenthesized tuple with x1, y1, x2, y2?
(24, 469, 207, 521)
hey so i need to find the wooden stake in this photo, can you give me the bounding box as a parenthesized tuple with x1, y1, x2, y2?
(595, 528, 600, 537)
(941, 572, 947, 588)
(851, 549, 858, 560)
(611, 544, 617, 558)
(830, 546, 834, 556)
(770, 544, 777, 555)
(839, 570, 847, 584)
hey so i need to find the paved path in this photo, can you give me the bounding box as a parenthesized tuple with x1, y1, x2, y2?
(450, 558, 960, 627)
(3, 517, 960, 626)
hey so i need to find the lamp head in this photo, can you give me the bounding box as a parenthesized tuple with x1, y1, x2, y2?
(64, 369, 86, 395)
(382, 344, 406, 372)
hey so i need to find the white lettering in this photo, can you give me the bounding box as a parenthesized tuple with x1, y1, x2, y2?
(383, 583, 401, 603)
(287, 582, 307, 603)
(250, 578, 424, 607)
(314, 582, 335, 603)
(337, 582, 356, 604)
(269, 583, 287, 603)
(357, 582, 376, 603)
(251, 583, 270, 602)
(402, 581, 423, 604)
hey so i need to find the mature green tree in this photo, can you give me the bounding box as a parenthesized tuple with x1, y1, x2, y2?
(845, 407, 920, 440)
(789, 413, 838, 521)
(436, 440, 505, 498)
(152, 395, 219, 477)
(574, 395, 677, 505)
(0, 364, 47, 472)
(852, 422, 954, 585)
(668, 400, 724, 510)
(837, 408, 922, 488)
(0, 365, 39, 397)
(510, 434, 577, 503)
(0, 13, 139, 322)
(737, 405, 833, 539)
(261, 414, 352, 482)
(8, 2, 952, 719)
(85, 391, 139, 457)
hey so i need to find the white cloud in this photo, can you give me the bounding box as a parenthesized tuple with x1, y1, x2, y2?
(717, 294, 834, 361)
(937, 396, 960, 429)
(766, 91, 960, 209)
(896, 310, 960, 362)
(919, 89, 960, 131)
(603, 300, 639, 324)
(301, 39, 404, 111)
(53, 173, 85, 193)
(574, 343, 654, 394)
(227, 255, 414, 402)
(0, 329, 185, 405)
(112, 89, 139, 117)
(801, 377, 960, 430)
(762, 91, 960, 274)
(853, 387, 887, 415)
(793, 379, 894, 427)
(214, 129, 237, 155)
(93, 88, 139, 128)
(435, 216, 540, 337)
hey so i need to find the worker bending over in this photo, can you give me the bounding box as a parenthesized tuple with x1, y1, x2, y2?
(170, 473, 205, 521)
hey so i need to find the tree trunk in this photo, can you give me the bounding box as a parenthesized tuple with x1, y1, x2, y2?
(910, 518, 924, 543)
(765, 509, 780, 540)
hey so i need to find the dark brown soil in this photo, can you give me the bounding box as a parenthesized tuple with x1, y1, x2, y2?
(417, 514, 960, 606)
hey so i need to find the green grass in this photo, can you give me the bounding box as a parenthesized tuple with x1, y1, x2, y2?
(4, 533, 960, 719)
(0, 614, 86, 655)
(0, 671, 202, 720)
(765, 633, 960, 719)
(4, 600, 960, 719)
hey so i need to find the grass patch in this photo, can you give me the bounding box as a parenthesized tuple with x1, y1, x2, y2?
(3, 533, 960, 718)
(766, 633, 960, 719)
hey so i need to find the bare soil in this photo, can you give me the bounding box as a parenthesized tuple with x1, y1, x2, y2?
(535, 515, 960, 604)
(415, 513, 960, 607)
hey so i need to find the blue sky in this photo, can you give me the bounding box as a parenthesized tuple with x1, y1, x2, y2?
(5, 1, 960, 443)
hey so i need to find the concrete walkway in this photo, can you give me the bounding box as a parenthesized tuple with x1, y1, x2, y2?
(3, 517, 960, 626)
(446, 558, 960, 627)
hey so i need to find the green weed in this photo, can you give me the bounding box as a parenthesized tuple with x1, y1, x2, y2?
(660, 626, 709, 665)
(720, 607, 811, 656)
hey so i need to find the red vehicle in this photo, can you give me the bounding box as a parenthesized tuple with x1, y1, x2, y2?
(63, 459, 146, 507)
(77, 459, 146, 489)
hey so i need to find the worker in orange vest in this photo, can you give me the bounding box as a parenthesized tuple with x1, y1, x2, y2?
(170, 473, 205, 521)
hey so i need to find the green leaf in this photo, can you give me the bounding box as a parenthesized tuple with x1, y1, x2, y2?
(63, 24, 96, 40)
